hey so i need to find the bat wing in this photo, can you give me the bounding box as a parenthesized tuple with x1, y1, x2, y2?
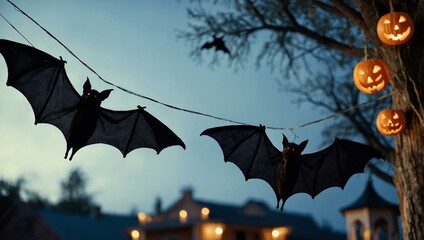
(86, 107, 186, 157)
(0, 39, 81, 144)
(200, 41, 213, 50)
(292, 138, 384, 199)
(201, 125, 281, 198)
(216, 44, 231, 55)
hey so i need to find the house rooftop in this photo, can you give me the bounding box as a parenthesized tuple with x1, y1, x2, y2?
(340, 180, 398, 212)
(38, 208, 139, 240)
(140, 190, 345, 240)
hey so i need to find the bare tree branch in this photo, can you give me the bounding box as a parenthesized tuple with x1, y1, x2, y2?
(367, 162, 394, 185)
(312, 0, 345, 17)
(330, 0, 368, 32)
(280, 0, 364, 57)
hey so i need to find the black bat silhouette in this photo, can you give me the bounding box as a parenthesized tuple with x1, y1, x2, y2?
(201, 35, 231, 55)
(201, 125, 384, 210)
(0, 39, 185, 160)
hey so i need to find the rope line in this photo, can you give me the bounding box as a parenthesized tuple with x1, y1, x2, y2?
(6, 0, 252, 125)
(3, 0, 393, 131)
(0, 11, 33, 47)
(283, 93, 393, 130)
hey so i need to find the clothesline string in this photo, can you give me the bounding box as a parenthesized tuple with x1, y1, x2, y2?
(3, 0, 392, 131)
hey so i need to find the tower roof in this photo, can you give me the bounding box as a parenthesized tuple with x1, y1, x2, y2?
(341, 180, 398, 213)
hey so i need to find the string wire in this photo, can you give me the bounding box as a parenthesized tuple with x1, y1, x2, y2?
(283, 92, 393, 130)
(388, 0, 395, 13)
(0, 11, 33, 47)
(360, 30, 369, 61)
(4, 0, 393, 131)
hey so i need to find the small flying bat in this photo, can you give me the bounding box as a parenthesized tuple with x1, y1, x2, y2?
(201, 125, 384, 210)
(0, 39, 185, 160)
(201, 35, 231, 55)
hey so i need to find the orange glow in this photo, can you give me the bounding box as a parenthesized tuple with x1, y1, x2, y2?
(272, 229, 280, 238)
(201, 207, 210, 219)
(201, 223, 225, 240)
(179, 209, 188, 222)
(377, 12, 414, 45)
(353, 59, 390, 94)
(138, 212, 146, 222)
(215, 227, 223, 235)
(271, 227, 291, 239)
(138, 212, 150, 224)
(376, 109, 406, 136)
(131, 230, 140, 240)
(364, 229, 372, 240)
(179, 210, 187, 217)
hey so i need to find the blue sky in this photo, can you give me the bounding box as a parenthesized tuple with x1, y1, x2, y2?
(0, 0, 397, 231)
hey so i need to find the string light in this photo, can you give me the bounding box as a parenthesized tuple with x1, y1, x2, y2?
(3, 0, 393, 131)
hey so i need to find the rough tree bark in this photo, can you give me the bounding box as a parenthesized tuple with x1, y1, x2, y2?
(355, 1, 424, 238)
(390, 45, 424, 240)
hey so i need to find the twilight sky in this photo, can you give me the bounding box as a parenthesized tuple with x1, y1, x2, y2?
(0, 0, 397, 231)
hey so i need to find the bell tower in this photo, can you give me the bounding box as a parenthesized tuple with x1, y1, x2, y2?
(341, 180, 399, 240)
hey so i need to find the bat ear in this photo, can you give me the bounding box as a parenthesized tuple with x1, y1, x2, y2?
(282, 134, 289, 147)
(83, 78, 92, 94)
(100, 89, 113, 101)
(298, 140, 308, 153)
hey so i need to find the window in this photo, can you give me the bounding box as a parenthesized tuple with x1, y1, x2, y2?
(354, 220, 365, 240)
(374, 217, 389, 240)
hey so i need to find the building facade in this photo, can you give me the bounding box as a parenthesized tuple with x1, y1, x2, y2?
(341, 180, 399, 240)
(136, 189, 345, 240)
(3, 183, 398, 240)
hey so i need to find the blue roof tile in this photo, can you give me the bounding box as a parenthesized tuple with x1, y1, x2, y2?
(38, 209, 138, 240)
(341, 180, 398, 212)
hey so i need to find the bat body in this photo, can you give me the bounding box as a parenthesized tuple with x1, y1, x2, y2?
(0, 39, 185, 160)
(201, 35, 231, 55)
(277, 136, 308, 209)
(65, 79, 113, 159)
(201, 125, 384, 210)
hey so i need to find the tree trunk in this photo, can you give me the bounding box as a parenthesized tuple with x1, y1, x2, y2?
(381, 38, 424, 240)
(354, 1, 424, 237)
(394, 117, 424, 239)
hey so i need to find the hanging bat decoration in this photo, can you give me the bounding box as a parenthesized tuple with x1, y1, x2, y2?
(200, 35, 231, 55)
(0, 39, 185, 160)
(201, 125, 384, 210)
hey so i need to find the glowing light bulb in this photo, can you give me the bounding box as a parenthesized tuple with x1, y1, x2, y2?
(131, 230, 140, 240)
(272, 229, 280, 238)
(215, 227, 223, 235)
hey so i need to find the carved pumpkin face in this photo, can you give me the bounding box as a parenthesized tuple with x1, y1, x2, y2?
(377, 12, 414, 45)
(353, 59, 390, 94)
(376, 109, 406, 136)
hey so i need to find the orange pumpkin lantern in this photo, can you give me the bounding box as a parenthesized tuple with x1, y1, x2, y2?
(376, 109, 406, 136)
(377, 12, 414, 45)
(353, 59, 390, 94)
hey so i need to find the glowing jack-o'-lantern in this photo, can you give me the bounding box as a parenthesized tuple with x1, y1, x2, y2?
(377, 12, 414, 45)
(376, 109, 406, 136)
(353, 59, 390, 94)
